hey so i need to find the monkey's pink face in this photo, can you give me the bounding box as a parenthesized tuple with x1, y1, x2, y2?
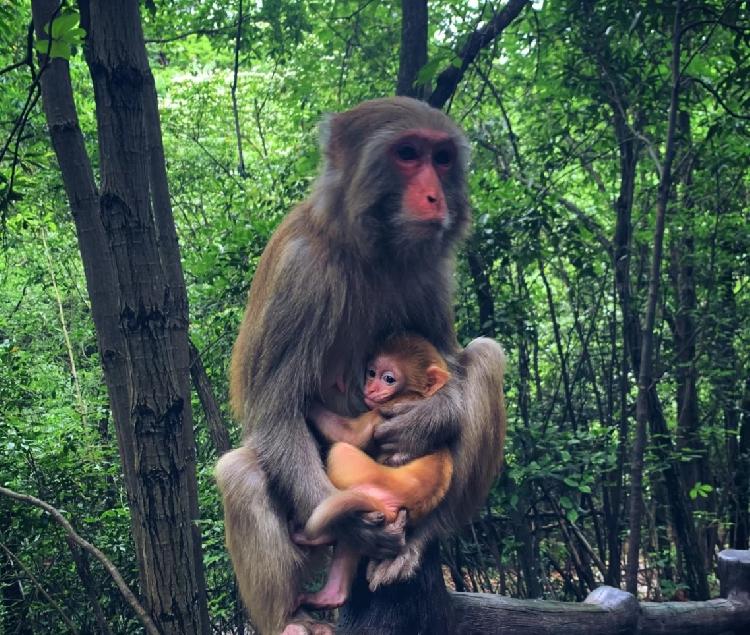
(364, 355, 404, 408)
(390, 129, 456, 225)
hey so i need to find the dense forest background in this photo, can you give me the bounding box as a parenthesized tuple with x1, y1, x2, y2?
(0, 0, 748, 633)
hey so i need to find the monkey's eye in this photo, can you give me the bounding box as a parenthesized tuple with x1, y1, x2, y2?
(433, 148, 453, 167)
(395, 144, 420, 162)
(382, 372, 396, 385)
(367, 368, 376, 379)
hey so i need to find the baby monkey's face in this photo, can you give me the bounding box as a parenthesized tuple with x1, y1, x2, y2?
(363, 354, 404, 408)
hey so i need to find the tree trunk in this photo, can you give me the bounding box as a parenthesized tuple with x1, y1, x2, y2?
(626, 0, 683, 596)
(467, 246, 496, 336)
(189, 340, 232, 456)
(32, 1, 209, 631)
(669, 109, 713, 571)
(606, 95, 640, 590)
(397, 0, 428, 99)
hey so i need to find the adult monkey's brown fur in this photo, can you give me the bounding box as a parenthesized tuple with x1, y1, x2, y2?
(215, 97, 507, 635)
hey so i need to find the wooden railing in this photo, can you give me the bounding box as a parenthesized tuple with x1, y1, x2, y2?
(339, 549, 750, 634)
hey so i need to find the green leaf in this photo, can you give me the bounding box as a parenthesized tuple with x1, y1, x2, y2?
(67, 27, 86, 41)
(49, 11, 79, 38)
(35, 39, 71, 60)
(689, 483, 714, 500)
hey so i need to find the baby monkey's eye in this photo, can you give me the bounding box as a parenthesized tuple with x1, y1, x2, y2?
(367, 368, 376, 378)
(383, 372, 396, 385)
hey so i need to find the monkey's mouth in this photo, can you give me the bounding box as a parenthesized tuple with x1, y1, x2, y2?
(364, 396, 384, 409)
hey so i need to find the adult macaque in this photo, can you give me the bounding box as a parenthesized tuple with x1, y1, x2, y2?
(294, 334, 453, 610)
(215, 97, 506, 635)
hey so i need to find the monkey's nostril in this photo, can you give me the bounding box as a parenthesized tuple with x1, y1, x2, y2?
(427, 195, 437, 203)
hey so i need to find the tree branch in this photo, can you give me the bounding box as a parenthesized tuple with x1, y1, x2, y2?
(690, 76, 750, 121)
(428, 0, 531, 109)
(0, 486, 159, 635)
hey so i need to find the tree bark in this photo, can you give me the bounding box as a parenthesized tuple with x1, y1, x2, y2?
(32, 0, 209, 631)
(733, 378, 750, 549)
(396, 0, 428, 99)
(467, 246, 496, 336)
(189, 340, 232, 456)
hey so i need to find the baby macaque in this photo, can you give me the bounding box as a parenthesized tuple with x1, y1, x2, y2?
(295, 333, 453, 609)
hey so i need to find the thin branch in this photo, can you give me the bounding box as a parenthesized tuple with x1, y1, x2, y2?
(0, 59, 28, 76)
(144, 12, 255, 44)
(0, 486, 159, 635)
(189, 339, 231, 456)
(231, 0, 247, 177)
(690, 76, 750, 120)
(41, 226, 86, 425)
(474, 64, 524, 172)
(0, 20, 34, 77)
(429, 0, 531, 109)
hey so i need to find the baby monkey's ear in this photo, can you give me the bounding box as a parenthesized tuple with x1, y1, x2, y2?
(424, 365, 450, 396)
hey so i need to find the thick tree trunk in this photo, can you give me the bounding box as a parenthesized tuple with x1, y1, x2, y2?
(669, 109, 714, 573)
(32, 1, 209, 631)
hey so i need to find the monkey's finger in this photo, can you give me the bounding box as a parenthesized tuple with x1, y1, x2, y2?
(381, 452, 411, 467)
(392, 508, 408, 531)
(360, 510, 385, 526)
(345, 517, 405, 559)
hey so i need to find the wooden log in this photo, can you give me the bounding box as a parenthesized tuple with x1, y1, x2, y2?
(448, 550, 750, 635)
(340, 549, 750, 634)
(637, 549, 750, 635)
(452, 586, 638, 634)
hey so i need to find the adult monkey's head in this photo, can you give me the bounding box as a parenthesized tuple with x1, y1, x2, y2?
(312, 97, 472, 259)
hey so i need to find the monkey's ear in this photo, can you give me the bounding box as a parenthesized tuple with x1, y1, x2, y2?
(424, 365, 450, 396)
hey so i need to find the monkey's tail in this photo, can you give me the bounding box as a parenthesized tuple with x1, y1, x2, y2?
(304, 489, 389, 540)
